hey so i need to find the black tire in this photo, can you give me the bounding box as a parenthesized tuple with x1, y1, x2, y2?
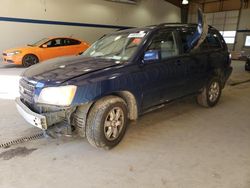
(245, 65, 250, 72)
(86, 96, 128, 150)
(197, 78, 222, 107)
(22, 54, 39, 67)
(245, 59, 250, 71)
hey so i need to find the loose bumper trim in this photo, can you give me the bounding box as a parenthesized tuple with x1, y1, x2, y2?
(16, 98, 48, 129)
(15, 98, 66, 130)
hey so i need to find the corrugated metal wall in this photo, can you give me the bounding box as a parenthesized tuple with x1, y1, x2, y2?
(188, 10, 239, 50)
(189, 10, 239, 30)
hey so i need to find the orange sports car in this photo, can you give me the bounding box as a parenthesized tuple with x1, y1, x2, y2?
(2, 37, 90, 67)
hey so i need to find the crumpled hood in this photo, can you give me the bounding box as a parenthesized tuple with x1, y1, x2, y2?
(22, 55, 121, 84)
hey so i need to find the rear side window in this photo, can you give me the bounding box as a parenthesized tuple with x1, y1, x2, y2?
(147, 30, 179, 59)
(193, 39, 209, 52)
(63, 39, 81, 46)
(179, 28, 222, 53)
(206, 32, 222, 49)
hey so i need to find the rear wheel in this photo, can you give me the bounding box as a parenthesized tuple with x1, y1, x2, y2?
(245, 62, 250, 71)
(86, 96, 128, 150)
(197, 78, 222, 107)
(22, 54, 39, 67)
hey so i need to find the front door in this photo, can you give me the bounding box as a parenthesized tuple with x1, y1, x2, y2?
(141, 29, 187, 110)
(39, 38, 66, 61)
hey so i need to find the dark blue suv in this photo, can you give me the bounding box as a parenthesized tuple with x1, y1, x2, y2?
(16, 23, 232, 149)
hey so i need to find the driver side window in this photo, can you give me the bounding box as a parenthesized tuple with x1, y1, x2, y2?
(46, 39, 62, 48)
(148, 30, 178, 59)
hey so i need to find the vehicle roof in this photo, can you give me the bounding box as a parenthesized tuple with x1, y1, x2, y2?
(47, 36, 82, 41)
(116, 23, 215, 33)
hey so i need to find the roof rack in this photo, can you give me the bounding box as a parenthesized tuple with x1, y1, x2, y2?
(156, 23, 197, 28)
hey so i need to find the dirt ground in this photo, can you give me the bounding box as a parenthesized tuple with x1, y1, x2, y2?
(0, 61, 249, 188)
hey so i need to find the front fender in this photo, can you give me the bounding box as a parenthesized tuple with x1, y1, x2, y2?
(71, 77, 142, 112)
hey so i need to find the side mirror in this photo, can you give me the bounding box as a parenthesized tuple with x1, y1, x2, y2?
(41, 44, 48, 48)
(143, 50, 160, 63)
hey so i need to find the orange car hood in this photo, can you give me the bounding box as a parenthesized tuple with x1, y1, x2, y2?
(3, 46, 36, 53)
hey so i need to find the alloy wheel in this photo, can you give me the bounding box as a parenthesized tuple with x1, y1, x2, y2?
(208, 81, 220, 102)
(23, 55, 38, 67)
(104, 107, 125, 141)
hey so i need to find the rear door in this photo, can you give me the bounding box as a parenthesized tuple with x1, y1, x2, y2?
(177, 28, 226, 94)
(177, 27, 210, 94)
(61, 38, 83, 56)
(205, 29, 228, 71)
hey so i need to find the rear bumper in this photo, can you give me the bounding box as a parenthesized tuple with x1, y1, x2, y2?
(224, 66, 233, 80)
(15, 98, 66, 130)
(222, 66, 233, 87)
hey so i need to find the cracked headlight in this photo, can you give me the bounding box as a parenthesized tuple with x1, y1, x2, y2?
(6, 50, 22, 56)
(37, 85, 77, 106)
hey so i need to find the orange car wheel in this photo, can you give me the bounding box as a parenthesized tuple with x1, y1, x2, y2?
(22, 54, 39, 67)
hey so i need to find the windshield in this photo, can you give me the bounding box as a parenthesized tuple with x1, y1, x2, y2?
(83, 31, 147, 61)
(28, 38, 49, 46)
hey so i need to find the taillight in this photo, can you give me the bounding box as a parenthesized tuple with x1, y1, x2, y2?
(228, 52, 232, 66)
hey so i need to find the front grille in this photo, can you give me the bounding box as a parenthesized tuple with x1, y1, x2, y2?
(2, 53, 7, 56)
(19, 78, 36, 104)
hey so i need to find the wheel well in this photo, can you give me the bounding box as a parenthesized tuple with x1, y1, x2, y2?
(213, 68, 223, 77)
(22, 54, 39, 62)
(88, 92, 138, 121)
(73, 91, 138, 137)
(112, 91, 138, 121)
(207, 68, 229, 89)
(76, 91, 138, 121)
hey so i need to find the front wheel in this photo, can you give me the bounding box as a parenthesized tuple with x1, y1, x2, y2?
(22, 54, 39, 67)
(86, 96, 128, 150)
(197, 78, 222, 107)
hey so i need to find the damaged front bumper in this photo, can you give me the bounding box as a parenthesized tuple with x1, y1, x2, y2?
(15, 97, 66, 130)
